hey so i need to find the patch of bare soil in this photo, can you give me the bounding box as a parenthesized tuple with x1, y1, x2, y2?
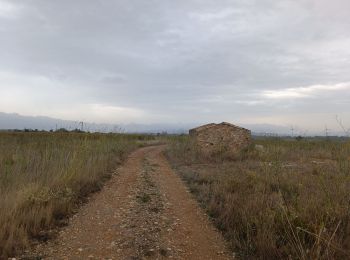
(21, 146, 232, 259)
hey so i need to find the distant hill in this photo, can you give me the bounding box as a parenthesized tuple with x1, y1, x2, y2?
(0, 112, 338, 136)
(0, 112, 190, 134)
(0, 112, 71, 131)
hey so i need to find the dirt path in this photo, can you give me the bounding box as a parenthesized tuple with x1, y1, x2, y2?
(25, 146, 232, 259)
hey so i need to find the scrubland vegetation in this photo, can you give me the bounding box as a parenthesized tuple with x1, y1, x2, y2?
(0, 132, 150, 258)
(167, 136, 350, 259)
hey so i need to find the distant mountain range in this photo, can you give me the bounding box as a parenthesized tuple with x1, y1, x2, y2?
(0, 112, 334, 136)
(0, 112, 191, 134)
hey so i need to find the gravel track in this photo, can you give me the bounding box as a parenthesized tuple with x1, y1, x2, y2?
(23, 146, 232, 260)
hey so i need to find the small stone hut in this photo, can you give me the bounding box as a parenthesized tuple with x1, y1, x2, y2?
(189, 122, 251, 157)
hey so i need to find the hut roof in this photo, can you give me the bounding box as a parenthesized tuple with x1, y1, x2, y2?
(189, 122, 249, 133)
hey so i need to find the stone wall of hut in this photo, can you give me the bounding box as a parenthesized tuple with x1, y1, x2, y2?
(190, 124, 251, 158)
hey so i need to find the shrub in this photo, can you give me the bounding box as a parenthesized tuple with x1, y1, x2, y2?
(0, 132, 143, 258)
(167, 136, 350, 259)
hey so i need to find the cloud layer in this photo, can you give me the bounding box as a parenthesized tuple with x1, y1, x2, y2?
(0, 0, 350, 133)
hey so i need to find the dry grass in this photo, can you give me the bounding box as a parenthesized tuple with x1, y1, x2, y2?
(166, 136, 350, 259)
(0, 132, 151, 258)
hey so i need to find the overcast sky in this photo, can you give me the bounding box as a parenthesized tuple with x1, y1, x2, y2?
(0, 0, 350, 133)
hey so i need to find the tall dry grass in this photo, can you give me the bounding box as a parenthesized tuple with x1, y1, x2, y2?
(0, 132, 149, 258)
(167, 136, 350, 259)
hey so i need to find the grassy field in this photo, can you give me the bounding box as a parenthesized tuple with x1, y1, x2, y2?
(167, 136, 350, 259)
(0, 132, 152, 258)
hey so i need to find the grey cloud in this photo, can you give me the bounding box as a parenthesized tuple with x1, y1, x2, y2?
(0, 0, 350, 130)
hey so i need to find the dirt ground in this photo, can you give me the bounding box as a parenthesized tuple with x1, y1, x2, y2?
(22, 146, 232, 259)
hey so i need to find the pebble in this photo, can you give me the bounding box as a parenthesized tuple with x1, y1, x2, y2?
(18, 148, 230, 260)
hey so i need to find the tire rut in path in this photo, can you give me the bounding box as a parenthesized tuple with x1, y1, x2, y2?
(24, 146, 232, 259)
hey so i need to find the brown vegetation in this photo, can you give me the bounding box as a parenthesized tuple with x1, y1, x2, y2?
(166, 136, 350, 259)
(19, 146, 230, 259)
(0, 132, 150, 258)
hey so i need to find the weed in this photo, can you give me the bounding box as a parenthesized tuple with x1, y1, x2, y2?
(167, 136, 350, 259)
(0, 132, 151, 258)
(137, 193, 151, 203)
